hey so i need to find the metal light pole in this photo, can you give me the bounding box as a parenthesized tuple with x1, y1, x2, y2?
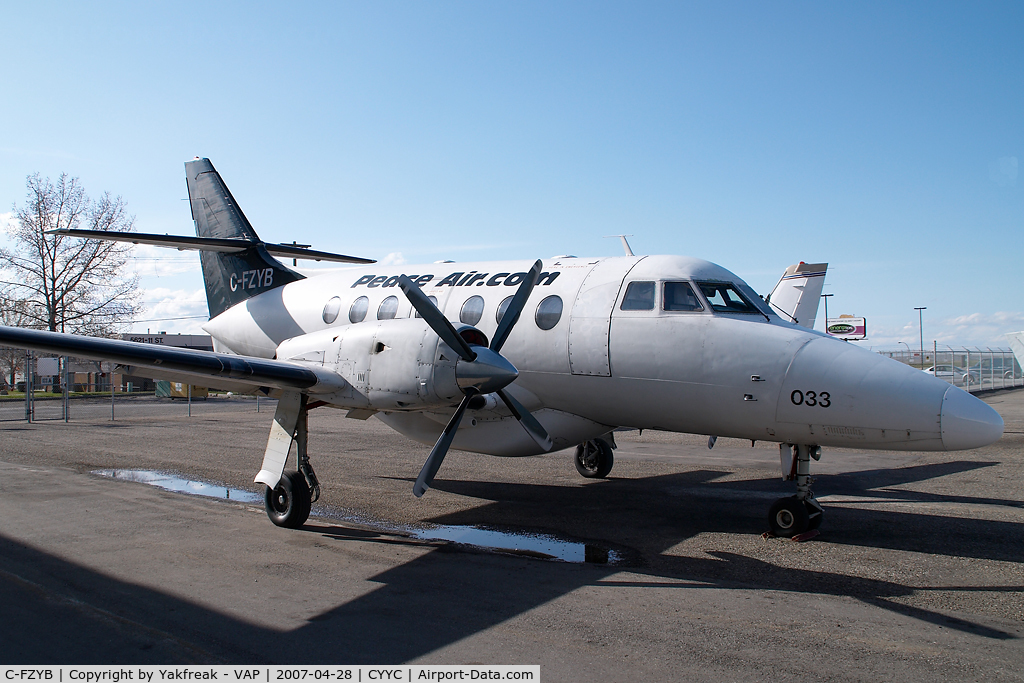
(898, 341, 911, 364)
(914, 307, 927, 369)
(821, 293, 833, 332)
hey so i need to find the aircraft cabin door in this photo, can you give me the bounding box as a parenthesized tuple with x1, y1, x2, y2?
(567, 257, 645, 376)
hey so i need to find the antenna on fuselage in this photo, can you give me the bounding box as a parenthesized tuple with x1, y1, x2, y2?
(604, 235, 635, 256)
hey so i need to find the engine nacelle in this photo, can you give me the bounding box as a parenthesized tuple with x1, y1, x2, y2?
(275, 319, 464, 410)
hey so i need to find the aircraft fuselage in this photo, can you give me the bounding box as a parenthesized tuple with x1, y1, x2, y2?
(202, 254, 1002, 457)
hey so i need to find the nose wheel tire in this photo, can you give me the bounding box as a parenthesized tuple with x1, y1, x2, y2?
(768, 496, 812, 537)
(575, 439, 614, 479)
(264, 470, 312, 529)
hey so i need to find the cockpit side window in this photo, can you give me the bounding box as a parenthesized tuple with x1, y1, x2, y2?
(696, 281, 759, 313)
(663, 282, 704, 311)
(620, 281, 655, 310)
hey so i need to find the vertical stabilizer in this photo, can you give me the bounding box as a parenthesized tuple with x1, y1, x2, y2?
(185, 158, 303, 318)
(766, 262, 827, 328)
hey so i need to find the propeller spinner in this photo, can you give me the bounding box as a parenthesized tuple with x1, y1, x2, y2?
(399, 260, 554, 497)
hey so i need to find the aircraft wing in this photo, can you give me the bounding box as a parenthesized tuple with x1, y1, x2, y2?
(0, 326, 347, 394)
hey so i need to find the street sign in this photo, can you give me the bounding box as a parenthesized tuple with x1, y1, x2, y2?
(827, 317, 867, 340)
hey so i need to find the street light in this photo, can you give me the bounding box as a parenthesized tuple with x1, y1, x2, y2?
(821, 293, 833, 332)
(914, 307, 927, 369)
(898, 341, 911, 364)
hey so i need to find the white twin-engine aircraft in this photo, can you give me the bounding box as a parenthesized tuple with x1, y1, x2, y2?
(0, 158, 1004, 538)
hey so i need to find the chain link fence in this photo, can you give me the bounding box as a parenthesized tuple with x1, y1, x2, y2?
(0, 350, 275, 422)
(876, 345, 1023, 392)
(3, 342, 1021, 423)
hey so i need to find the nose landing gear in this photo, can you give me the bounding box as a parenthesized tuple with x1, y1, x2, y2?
(769, 444, 823, 537)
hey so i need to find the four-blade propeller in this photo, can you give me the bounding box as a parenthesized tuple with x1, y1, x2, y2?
(399, 260, 554, 497)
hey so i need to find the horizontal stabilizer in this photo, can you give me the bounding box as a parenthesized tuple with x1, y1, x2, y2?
(0, 325, 347, 395)
(45, 229, 375, 264)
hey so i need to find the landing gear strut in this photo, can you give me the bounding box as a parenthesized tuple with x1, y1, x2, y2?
(257, 392, 321, 528)
(575, 437, 614, 478)
(769, 444, 823, 537)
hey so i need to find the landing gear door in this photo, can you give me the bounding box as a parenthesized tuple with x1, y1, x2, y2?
(568, 257, 644, 376)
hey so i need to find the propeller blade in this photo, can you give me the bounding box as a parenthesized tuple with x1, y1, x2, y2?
(413, 393, 473, 497)
(491, 260, 543, 353)
(399, 275, 476, 362)
(497, 388, 554, 451)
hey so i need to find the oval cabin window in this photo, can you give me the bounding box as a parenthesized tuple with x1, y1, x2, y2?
(535, 295, 563, 330)
(322, 296, 342, 324)
(413, 296, 438, 318)
(496, 296, 514, 324)
(378, 296, 399, 320)
(461, 296, 484, 326)
(349, 296, 369, 323)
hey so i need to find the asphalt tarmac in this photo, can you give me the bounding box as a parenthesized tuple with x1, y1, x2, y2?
(1, 390, 1023, 680)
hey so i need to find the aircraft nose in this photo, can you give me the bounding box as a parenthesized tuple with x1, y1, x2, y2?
(940, 386, 1003, 450)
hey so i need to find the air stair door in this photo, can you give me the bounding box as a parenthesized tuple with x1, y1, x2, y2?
(567, 257, 644, 376)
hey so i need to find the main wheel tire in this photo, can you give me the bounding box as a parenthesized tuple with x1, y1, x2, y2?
(264, 470, 312, 529)
(575, 439, 614, 479)
(768, 495, 810, 537)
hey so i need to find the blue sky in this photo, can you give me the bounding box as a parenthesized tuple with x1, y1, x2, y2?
(2, 2, 1021, 348)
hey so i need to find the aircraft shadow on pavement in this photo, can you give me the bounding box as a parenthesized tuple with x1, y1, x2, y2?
(424, 460, 1022, 562)
(2, 459, 1020, 664)
(0, 531, 614, 665)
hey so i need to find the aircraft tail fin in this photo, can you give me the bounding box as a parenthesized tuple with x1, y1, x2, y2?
(185, 158, 304, 318)
(766, 262, 827, 328)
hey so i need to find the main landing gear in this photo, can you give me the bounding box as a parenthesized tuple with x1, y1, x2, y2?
(769, 444, 823, 537)
(258, 393, 322, 529)
(575, 437, 615, 479)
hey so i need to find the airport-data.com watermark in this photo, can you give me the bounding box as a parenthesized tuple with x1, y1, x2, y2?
(1, 668, 538, 683)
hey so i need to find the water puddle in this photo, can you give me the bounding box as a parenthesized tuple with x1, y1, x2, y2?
(409, 525, 621, 564)
(93, 469, 621, 564)
(93, 469, 262, 503)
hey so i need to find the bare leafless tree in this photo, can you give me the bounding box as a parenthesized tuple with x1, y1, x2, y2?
(0, 173, 142, 336)
(0, 289, 35, 388)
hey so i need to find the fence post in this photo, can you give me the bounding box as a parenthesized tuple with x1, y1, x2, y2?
(24, 350, 32, 423)
(63, 356, 69, 422)
(966, 349, 971, 391)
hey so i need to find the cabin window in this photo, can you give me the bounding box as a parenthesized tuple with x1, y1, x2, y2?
(496, 295, 514, 324)
(620, 281, 655, 310)
(323, 296, 342, 324)
(377, 296, 399, 320)
(696, 281, 759, 314)
(412, 296, 437, 318)
(663, 282, 703, 311)
(348, 296, 368, 323)
(460, 295, 484, 325)
(535, 295, 563, 330)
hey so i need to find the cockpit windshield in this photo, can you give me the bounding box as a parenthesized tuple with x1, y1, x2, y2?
(696, 281, 760, 314)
